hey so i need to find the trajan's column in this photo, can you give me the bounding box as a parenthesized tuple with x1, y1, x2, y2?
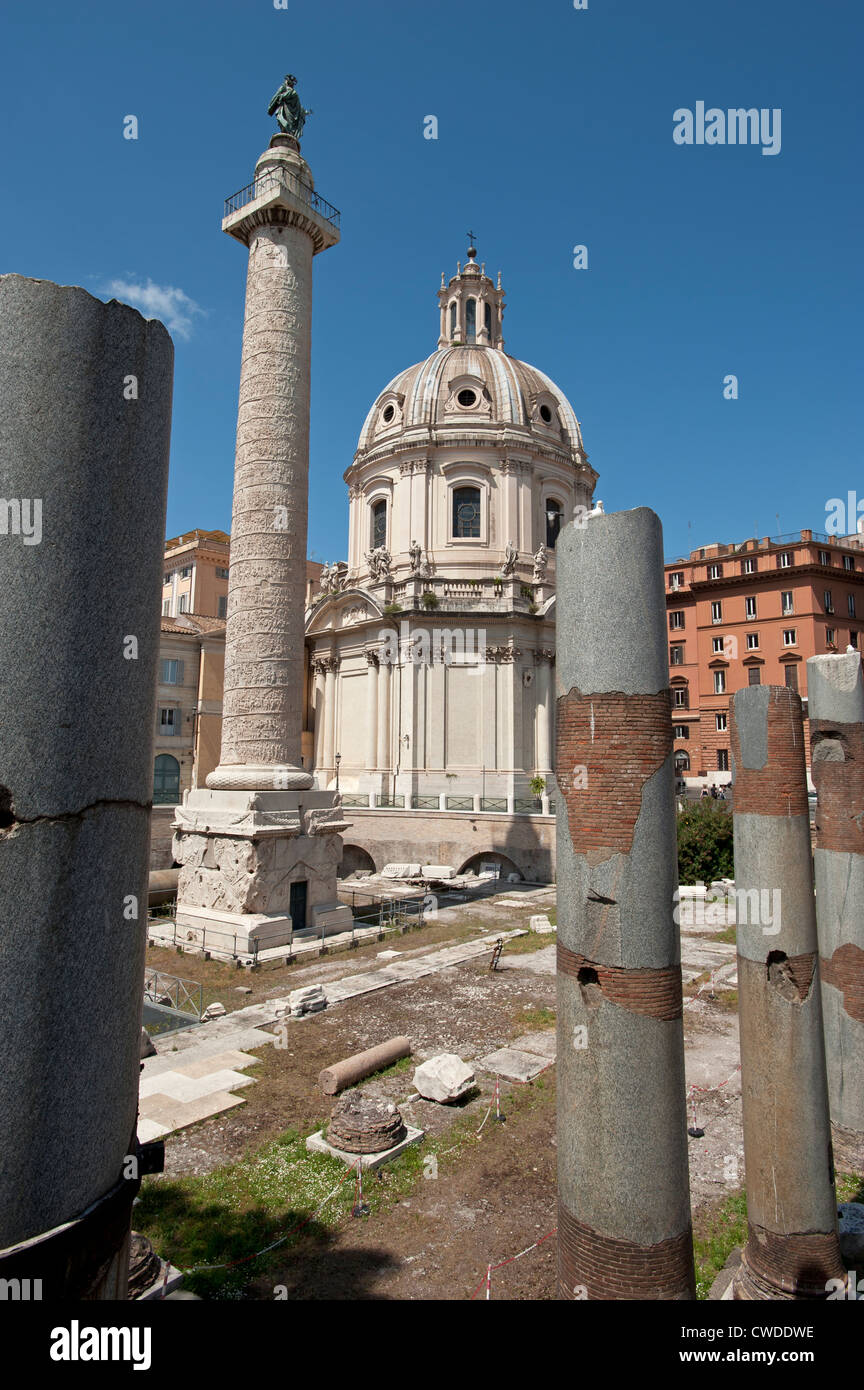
(173, 77, 352, 951)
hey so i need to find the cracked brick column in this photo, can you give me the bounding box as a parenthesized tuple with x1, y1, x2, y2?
(807, 653, 864, 1171)
(730, 685, 845, 1299)
(0, 276, 173, 1296)
(555, 507, 695, 1300)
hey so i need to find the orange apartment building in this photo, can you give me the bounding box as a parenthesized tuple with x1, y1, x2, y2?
(665, 527, 864, 784)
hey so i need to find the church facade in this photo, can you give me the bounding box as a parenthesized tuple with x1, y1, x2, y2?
(304, 250, 598, 878)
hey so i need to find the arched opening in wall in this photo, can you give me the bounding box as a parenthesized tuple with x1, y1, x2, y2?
(546, 499, 563, 549)
(153, 754, 180, 805)
(457, 851, 523, 882)
(674, 751, 690, 774)
(338, 844, 377, 879)
(449, 301, 457, 337)
(484, 302, 493, 339)
(371, 499, 387, 549)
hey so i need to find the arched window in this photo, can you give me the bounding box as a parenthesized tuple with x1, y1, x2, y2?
(546, 499, 563, 549)
(674, 750, 690, 773)
(371, 499, 387, 549)
(465, 298, 476, 343)
(449, 301, 457, 337)
(453, 486, 481, 539)
(484, 302, 492, 339)
(153, 754, 181, 805)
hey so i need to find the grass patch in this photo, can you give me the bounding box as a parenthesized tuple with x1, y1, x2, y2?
(499, 932, 554, 956)
(693, 1191, 747, 1299)
(710, 925, 737, 945)
(516, 1005, 556, 1031)
(359, 1054, 415, 1084)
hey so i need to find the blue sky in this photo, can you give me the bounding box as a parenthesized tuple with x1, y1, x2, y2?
(2, 0, 861, 563)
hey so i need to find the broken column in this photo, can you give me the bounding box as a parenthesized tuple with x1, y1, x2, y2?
(555, 507, 695, 1300)
(172, 102, 353, 950)
(807, 653, 864, 1171)
(730, 685, 846, 1299)
(0, 275, 173, 1297)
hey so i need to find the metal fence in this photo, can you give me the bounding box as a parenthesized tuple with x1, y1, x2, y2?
(223, 169, 340, 227)
(143, 966, 203, 1019)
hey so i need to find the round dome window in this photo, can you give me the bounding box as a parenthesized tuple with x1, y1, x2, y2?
(382, 404, 395, 424)
(539, 404, 553, 424)
(457, 388, 477, 408)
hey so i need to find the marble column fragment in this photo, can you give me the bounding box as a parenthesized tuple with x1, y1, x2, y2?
(555, 507, 695, 1300)
(0, 276, 172, 1296)
(730, 685, 845, 1299)
(807, 653, 864, 1171)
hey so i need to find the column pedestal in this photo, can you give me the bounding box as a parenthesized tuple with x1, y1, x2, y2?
(173, 788, 353, 951)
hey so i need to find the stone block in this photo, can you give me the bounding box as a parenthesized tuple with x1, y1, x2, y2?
(288, 984, 327, 1017)
(413, 1054, 476, 1103)
(529, 914, 555, 933)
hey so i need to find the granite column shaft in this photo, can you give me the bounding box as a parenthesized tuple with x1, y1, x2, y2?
(730, 684, 845, 1299)
(555, 507, 695, 1300)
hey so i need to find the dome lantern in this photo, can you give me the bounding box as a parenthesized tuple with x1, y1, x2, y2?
(438, 240, 505, 350)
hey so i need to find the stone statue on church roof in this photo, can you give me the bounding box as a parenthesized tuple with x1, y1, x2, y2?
(268, 74, 312, 138)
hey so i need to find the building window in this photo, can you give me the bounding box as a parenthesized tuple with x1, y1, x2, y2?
(670, 611, 685, 630)
(717, 749, 729, 772)
(785, 665, 799, 690)
(742, 558, 756, 575)
(158, 707, 180, 737)
(781, 591, 794, 615)
(162, 600, 171, 616)
(745, 596, 757, 619)
(153, 753, 181, 805)
(371, 499, 387, 549)
(673, 687, 689, 708)
(783, 629, 797, 646)
(824, 590, 834, 613)
(484, 302, 493, 339)
(216, 566, 229, 579)
(449, 301, 457, 336)
(711, 601, 722, 623)
(178, 594, 189, 613)
(465, 297, 476, 343)
(818, 549, 830, 565)
(546, 499, 563, 549)
(218, 595, 228, 618)
(160, 658, 184, 685)
(674, 725, 689, 740)
(708, 563, 723, 579)
(714, 670, 726, 694)
(748, 667, 761, 685)
(849, 594, 857, 618)
(452, 486, 481, 539)
(746, 632, 759, 650)
(850, 631, 859, 649)
(715, 713, 728, 732)
(669, 571, 684, 590)
(674, 750, 690, 773)
(844, 554, 855, 571)
(712, 636, 725, 654)
(826, 627, 836, 646)
(670, 645, 684, 665)
(779, 551, 792, 569)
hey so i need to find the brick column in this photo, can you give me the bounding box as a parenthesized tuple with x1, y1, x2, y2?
(807, 653, 864, 1171)
(730, 685, 845, 1299)
(555, 507, 695, 1300)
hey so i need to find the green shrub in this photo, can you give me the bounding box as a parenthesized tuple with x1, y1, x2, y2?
(677, 801, 734, 884)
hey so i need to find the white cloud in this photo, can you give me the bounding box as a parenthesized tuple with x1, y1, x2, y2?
(102, 278, 205, 340)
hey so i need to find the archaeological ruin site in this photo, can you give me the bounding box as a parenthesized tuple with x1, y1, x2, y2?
(0, 32, 861, 1358)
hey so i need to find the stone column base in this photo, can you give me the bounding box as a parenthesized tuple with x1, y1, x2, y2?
(172, 788, 351, 952)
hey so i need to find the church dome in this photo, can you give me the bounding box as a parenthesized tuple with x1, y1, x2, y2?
(356, 345, 585, 459)
(354, 249, 588, 470)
